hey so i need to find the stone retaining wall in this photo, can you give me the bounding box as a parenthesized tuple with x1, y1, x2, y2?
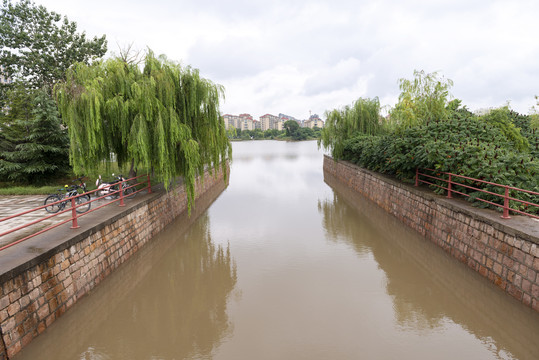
(0, 166, 228, 359)
(323, 156, 539, 312)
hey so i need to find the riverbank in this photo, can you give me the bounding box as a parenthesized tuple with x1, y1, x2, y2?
(0, 165, 229, 359)
(323, 155, 539, 313)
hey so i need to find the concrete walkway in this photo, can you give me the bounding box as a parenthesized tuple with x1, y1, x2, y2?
(0, 195, 74, 248)
(0, 193, 147, 249)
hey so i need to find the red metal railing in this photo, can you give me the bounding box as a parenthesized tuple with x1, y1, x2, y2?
(415, 168, 539, 220)
(0, 174, 152, 251)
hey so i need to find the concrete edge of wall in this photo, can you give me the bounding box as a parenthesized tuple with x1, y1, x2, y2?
(0, 165, 229, 359)
(323, 155, 539, 312)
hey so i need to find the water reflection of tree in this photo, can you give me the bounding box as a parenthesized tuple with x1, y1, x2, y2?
(318, 193, 370, 257)
(16, 184, 237, 360)
(114, 213, 237, 360)
(320, 172, 539, 359)
(318, 186, 444, 329)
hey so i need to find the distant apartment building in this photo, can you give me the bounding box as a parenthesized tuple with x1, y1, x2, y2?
(223, 113, 256, 131)
(224, 112, 322, 131)
(260, 114, 283, 131)
(238, 113, 255, 131)
(279, 113, 296, 121)
(279, 113, 302, 127)
(223, 114, 240, 130)
(304, 114, 324, 129)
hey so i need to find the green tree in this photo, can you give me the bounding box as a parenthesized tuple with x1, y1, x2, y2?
(264, 129, 281, 139)
(283, 120, 300, 137)
(0, 0, 107, 99)
(389, 70, 453, 129)
(481, 107, 528, 152)
(319, 96, 382, 159)
(530, 95, 539, 130)
(0, 87, 69, 183)
(55, 53, 231, 211)
(0, 84, 32, 176)
(297, 127, 314, 140)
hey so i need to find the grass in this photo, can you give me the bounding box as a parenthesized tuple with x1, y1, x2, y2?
(0, 162, 150, 196)
(0, 185, 60, 196)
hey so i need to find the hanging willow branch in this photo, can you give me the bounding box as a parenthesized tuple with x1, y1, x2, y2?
(318, 97, 382, 159)
(55, 51, 231, 212)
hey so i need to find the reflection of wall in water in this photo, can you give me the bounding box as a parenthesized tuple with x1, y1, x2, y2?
(322, 172, 539, 360)
(323, 156, 539, 312)
(16, 182, 237, 360)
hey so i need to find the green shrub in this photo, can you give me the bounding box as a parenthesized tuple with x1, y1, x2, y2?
(342, 109, 539, 214)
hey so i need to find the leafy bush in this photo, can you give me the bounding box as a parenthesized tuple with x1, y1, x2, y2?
(342, 108, 539, 214)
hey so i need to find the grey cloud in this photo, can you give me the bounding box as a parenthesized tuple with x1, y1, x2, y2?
(187, 37, 275, 79)
(303, 58, 363, 96)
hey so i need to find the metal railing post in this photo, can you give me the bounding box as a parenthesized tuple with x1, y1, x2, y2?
(447, 174, 453, 199)
(70, 197, 80, 229)
(415, 168, 419, 187)
(147, 174, 152, 193)
(501, 186, 511, 219)
(119, 180, 125, 207)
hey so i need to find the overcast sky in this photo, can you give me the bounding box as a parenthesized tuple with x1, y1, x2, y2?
(41, 0, 539, 119)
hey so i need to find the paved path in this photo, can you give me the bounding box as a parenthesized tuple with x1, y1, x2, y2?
(0, 195, 106, 249)
(0, 195, 72, 248)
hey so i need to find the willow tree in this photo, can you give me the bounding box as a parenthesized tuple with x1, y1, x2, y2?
(389, 70, 453, 129)
(55, 52, 231, 210)
(318, 96, 382, 159)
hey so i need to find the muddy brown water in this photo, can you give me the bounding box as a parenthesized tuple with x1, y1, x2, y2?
(15, 140, 539, 359)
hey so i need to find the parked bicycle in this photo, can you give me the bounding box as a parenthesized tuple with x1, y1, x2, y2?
(44, 177, 91, 214)
(95, 174, 136, 200)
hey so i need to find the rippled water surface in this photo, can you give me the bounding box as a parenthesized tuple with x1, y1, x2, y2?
(17, 140, 539, 360)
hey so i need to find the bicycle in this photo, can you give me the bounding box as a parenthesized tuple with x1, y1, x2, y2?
(95, 174, 137, 200)
(44, 177, 91, 214)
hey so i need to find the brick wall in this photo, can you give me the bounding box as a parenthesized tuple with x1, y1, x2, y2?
(323, 156, 539, 312)
(0, 166, 228, 359)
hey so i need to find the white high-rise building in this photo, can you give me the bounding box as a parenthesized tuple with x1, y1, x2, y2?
(259, 114, 283, 131)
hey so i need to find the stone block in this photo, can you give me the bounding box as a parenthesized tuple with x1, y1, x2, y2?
(19, 295, 30, 309)
(522, 278, 532, 294)
(37, 321, 46, 334)
(0, 295, 9, 311)
(507, 284, 523, 301)
(513, 249, 525, 263)
(0, 309, 7, 322)
(8, 289, 21, 303)
(532, 283, 539, 299)
(7, 302, 20, 317)
(7, 341, 22, 359)
(493, 262, 503, 276)
(1, 316, 15, 333)
(522, 241, 531, 254)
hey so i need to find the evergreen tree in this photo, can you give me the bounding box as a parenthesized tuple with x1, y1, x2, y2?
(0, 88, 69, 183)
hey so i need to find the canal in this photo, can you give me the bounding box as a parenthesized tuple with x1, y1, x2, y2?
(16, 140, 539, 359)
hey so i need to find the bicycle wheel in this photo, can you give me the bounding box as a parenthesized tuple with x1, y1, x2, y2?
(75, 194, 91, 213)
(44, 195, 62, 213)
(123, 183, 137, 199)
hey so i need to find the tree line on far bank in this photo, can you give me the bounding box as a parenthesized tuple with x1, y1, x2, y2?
(228, 121, 322, 141)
